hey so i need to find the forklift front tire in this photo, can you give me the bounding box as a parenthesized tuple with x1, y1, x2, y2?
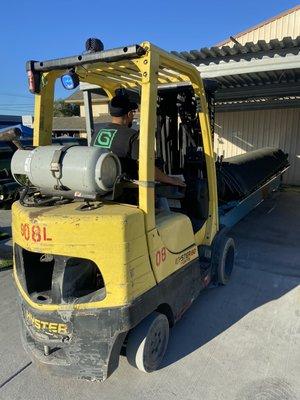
(212, 235, 235, 285)
(126, 311, 169, 373)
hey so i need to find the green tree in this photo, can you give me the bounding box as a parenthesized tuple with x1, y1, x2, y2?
(53, 99, 80, 117)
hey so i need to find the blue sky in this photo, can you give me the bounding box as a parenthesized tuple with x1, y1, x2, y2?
(0, 0, 298, 116)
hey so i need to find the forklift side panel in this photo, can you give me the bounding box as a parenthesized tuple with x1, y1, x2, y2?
(147, 211, 199, 282)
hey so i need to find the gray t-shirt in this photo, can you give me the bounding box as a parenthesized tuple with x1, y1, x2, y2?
(92, 122, 139, 160)
(92, 122, 139, 178)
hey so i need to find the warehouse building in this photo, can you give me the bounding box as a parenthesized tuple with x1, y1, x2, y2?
(64, 6, 300, 185)
(173, 5, 300, 185)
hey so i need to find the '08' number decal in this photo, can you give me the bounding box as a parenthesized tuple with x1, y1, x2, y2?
(156, 247, 166, 267)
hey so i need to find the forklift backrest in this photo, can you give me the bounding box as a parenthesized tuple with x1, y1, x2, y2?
(182, 148, 209, 231)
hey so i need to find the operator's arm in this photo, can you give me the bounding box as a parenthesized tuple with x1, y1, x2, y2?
(131, 136, 186, 187)
(155, 167, 186, 187)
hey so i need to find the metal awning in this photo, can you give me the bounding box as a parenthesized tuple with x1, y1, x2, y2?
(171, 36, 300, 68)
(172, 37, 300, 111)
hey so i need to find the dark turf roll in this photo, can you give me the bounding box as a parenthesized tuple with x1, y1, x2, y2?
(218, 147, 289, 201)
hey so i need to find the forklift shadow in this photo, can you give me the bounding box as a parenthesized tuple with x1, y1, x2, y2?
(161, 265, 298, 368)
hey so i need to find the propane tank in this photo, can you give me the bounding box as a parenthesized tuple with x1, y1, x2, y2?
(11, 145, 121, 198)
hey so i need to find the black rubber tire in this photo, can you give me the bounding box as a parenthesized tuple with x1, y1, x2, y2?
(211, 235, 235, 285)
(126, 311, 169, 373)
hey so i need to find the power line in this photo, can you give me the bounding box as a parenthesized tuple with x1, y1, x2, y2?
(0, 106, 33, 110)
(0, 92, 33, 99)
(0, 108, 33, 112)
(0, 105, 34, 107)
(0, 103, 33, 106)
(0, 105, 33, 108)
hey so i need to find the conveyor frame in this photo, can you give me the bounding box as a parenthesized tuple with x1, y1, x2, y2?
(219, 166, 289, 228)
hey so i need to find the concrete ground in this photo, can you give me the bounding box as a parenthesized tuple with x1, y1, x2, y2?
(0, 190, 299, 400)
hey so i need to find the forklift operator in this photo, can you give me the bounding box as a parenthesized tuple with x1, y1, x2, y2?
(92, 95, 186, 187)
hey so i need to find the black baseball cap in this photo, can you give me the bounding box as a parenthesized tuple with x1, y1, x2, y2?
(109, 95, 138, 117)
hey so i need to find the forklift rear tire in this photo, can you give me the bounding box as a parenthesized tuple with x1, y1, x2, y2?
(212, 235, 235, 285)
(126, 311, 169, 373)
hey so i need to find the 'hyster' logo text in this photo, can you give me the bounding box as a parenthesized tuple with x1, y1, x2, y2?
(175, 248, 197, 266)
(25, 311, 68, 334)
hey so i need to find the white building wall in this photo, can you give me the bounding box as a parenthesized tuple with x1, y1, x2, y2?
(214, 108, 300, 185)
(219, 6, 300, 46)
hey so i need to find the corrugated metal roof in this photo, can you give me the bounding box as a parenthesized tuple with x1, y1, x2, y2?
(171, 36, 300, 64)
(215, 67, 300, 89)
(215, 96, 300, 112)
(213, 67, 300, 109)
(172, 36, 300, 107)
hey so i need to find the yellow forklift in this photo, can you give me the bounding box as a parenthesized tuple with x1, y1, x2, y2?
(4, 39, 287, 381)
